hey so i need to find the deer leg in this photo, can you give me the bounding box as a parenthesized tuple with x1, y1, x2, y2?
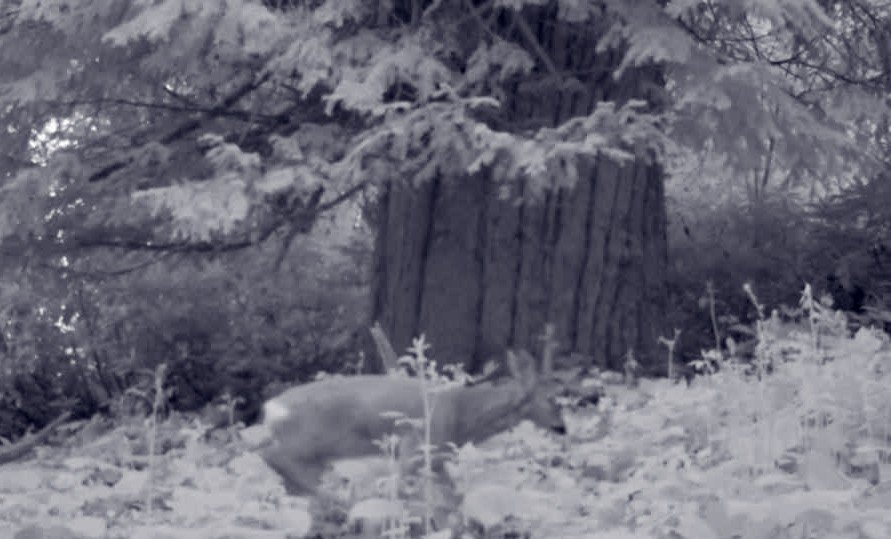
(260, 443, 326, 495)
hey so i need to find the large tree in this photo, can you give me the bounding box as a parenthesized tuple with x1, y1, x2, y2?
(370, 5, 668, 370)
(0, 0, 887, 373)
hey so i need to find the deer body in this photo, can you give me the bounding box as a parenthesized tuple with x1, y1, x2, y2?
(260, 353, 565, 495)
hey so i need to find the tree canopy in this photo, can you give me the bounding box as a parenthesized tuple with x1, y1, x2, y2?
(0, 0, 888, 448)
(0, 0, 886, 266)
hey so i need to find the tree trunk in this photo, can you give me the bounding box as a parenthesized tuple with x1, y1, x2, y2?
(372, 154, 666, 371)
(371, 6, 668, 372)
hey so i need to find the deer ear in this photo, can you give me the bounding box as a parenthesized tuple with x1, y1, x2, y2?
(506, 349, 521, 379)
(506, 349, 539, 388)
(523, 349, 544, 375)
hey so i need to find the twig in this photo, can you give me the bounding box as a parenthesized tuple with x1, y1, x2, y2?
(0, 411, 72, 465)
(370, 321, 400, 372)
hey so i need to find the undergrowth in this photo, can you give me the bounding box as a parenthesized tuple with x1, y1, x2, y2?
(2, 283, 890, 539)
(685, 283, 891, 484)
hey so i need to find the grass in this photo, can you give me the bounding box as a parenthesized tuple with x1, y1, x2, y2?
(1, 282, 890, 538)
(317, 289, 891, 537)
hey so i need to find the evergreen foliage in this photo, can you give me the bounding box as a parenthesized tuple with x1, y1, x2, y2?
(0, 0, 889, 432)
(2, 0, 886, 250)
(0, 2, 890, 535)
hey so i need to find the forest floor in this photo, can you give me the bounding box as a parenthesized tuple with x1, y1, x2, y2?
(1, 315, 890, 539)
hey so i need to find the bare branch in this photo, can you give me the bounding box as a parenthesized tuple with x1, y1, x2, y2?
(88, 71, 272, 182)
(0, 411, 72, 465)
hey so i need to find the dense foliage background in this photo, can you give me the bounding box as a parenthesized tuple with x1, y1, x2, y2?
(0, 0, 889, 439)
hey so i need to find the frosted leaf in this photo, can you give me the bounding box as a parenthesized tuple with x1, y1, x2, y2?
(104, 0, 208, 45)
(132, 176, 250, 241)
(268, 135, 304, 161)
(206, 144, 261, 175)
(558, 0, 597, 22)
(255, 169, 296, 195)
(255, 166, 323, 196)
(214, 1, 284, 56)
(494, 0, 548, 9)
(313, 0, 366, 28)
(467, 41, 535, 84)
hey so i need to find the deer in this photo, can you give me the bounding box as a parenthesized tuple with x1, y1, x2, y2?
(259, 348, 569, 496)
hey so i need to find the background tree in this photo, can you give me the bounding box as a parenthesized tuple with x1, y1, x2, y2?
(659, 0, 891, 354)
(0, 0, 888, 434)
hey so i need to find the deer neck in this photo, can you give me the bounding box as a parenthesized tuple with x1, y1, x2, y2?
(448, 382, 530, 444)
